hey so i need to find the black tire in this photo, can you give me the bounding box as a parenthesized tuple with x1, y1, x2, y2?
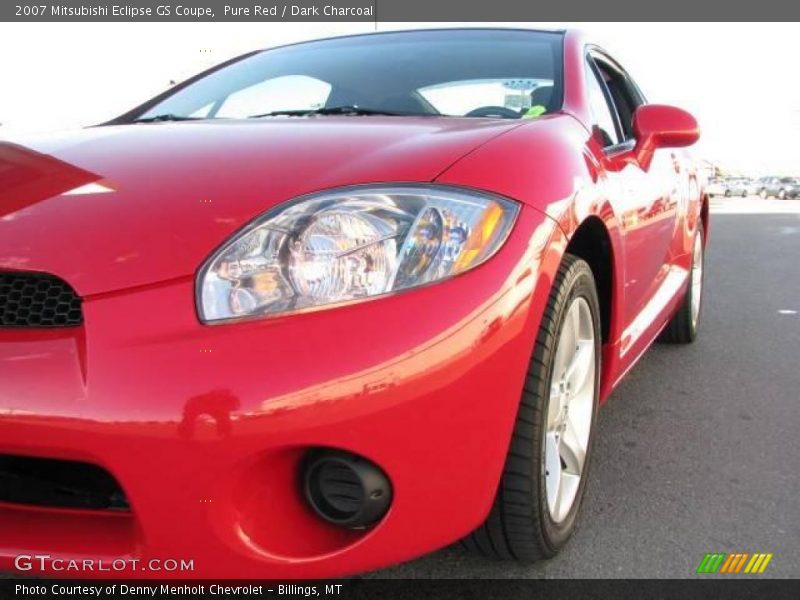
(724, 190, 731, 197)
(659, 225, 705, 344)
(462, 254, 601, 561)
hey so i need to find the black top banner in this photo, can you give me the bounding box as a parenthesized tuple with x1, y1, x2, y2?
(3, 0, 800, 22)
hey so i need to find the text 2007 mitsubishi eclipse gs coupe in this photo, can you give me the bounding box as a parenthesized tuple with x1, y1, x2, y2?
(0, 29, 706, 578)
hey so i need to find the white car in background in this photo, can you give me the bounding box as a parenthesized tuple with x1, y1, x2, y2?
(707, 179, 726, 197)
(708, 178, 749, 197)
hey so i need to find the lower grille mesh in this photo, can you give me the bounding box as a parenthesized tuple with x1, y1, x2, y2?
(0, 454, 129, 511)
(0, 272, 83, 328)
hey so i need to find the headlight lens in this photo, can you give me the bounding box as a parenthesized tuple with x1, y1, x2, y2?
(198, 185, 519, 322)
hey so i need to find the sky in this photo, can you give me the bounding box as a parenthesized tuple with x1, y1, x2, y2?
(0, 22, 798, 176)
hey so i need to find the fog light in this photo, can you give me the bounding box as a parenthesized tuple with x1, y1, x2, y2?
(303, 449, 392, 528)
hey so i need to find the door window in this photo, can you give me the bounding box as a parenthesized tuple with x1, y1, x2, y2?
(584, 60, 620, 147)
(589, 53, 646, 143)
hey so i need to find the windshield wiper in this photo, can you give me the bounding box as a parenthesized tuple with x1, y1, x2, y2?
(248, 105, 422, 118)
(132, 114, 204, 123)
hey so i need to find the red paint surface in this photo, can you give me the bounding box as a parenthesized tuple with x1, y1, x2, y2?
(0, 31, 704, 578)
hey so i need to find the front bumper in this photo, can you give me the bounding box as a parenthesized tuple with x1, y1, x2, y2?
(0, 206, 561, 578)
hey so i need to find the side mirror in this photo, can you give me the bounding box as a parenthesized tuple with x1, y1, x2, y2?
(632, 104, 699, 169)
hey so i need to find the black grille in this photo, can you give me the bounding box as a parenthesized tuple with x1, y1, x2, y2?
(0, 454, 129, 511)
(0, 272, 83, 328)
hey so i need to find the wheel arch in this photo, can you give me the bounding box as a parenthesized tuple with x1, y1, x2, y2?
(563, 216, 616, 344)
(700, 192, 710, 243)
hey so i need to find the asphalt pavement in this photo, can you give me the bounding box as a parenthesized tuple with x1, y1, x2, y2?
(368, 196, 800, 578)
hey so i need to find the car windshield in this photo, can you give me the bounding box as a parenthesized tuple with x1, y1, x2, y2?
(134, 29, 564, 121)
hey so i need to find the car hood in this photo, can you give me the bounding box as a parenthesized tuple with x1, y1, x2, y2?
(0, 118, 521, 296)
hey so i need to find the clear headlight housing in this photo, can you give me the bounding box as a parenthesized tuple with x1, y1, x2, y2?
(197, 185, 519, 323)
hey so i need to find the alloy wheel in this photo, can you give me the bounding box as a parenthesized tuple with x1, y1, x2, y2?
(545, 297, 596, 524)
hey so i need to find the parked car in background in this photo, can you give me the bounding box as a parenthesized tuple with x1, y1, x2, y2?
(706, 178, 726, 197)
(752, 176, 799, 199)
(723, 177, 750, 197)
(707, 177, 748, 198)
(776, 178, 799, 199)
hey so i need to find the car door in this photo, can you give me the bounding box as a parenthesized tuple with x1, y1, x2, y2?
(585, 51, 688, 349)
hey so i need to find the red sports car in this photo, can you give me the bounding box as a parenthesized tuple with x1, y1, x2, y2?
(0, 28, 705, 578)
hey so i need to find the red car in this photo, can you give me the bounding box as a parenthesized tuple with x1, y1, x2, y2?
(0, 29, 705, 578)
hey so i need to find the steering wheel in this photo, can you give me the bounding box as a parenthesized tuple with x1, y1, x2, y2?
(465, 106, 521, 119)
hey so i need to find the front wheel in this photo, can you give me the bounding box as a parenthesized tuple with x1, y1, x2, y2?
(659, 225, 704, 343)
(778, 189, 786, 200)
(463, 254, 600, 561)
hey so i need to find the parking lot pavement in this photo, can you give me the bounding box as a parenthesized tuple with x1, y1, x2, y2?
(368, 196, 800, 578)
(710, 194, 800, 215)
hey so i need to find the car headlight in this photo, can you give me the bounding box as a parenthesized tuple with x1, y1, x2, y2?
(197, 185, 519, 323)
